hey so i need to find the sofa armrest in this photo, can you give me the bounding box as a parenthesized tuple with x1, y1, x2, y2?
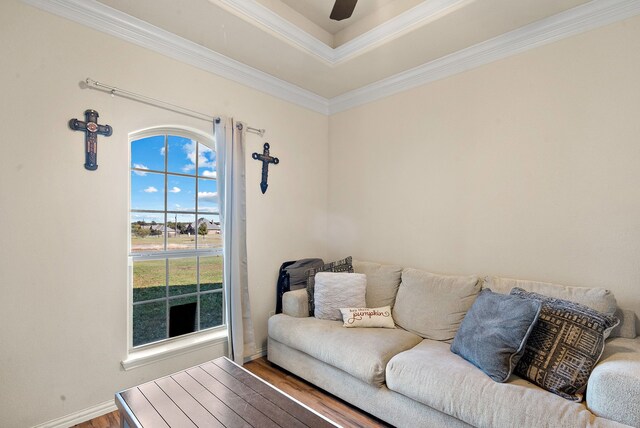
(282, 289, 310, 318)
(587, 338, 640, 427)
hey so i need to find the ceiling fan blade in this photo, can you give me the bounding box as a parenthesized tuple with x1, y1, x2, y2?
(330, 0, 357, 21)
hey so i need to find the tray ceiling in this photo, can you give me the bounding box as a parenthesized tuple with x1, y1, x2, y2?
(95, 0, 591, 98)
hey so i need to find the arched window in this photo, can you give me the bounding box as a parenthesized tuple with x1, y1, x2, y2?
(128, 127, 224, 348)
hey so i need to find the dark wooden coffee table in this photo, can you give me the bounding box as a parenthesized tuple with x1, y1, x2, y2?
(115, 357, 339, 427)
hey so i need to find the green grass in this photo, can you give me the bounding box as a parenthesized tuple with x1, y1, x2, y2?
(132, 256, 224, 347)
(133, 292, 224, 347)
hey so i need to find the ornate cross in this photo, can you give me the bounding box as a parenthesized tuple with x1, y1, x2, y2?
(252, 142, 279, 194)
(69, 109, 112, 171)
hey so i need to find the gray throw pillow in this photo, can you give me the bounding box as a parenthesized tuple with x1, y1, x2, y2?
(511, 287, 620, 402)
(306, 256, 353, 316)
(451, 288, 542, 382)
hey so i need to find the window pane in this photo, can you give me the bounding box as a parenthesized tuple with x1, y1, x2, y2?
(167, 135, 196, 175)
(168, 257, 197, 297)
(195, 214, 221, 250)
(131, 171, 164, 211)
(167, 175, 195, 212)
(133, 259, 166, 303)
(130, 213, 165, 253)
(197, 178, 218, 214)
(167, 213, 196, 251)
(200, 256, 223, 292)
(133, 301, 167, 347)
(198, 143, 216, 178)
(131, 135, 165, 172)
(200, 292, 223, 330)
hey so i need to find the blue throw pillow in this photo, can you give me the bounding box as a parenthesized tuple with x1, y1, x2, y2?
(451, 288, 541, 382)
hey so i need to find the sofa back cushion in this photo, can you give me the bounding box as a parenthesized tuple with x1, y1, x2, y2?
(353, 260, 403, 309)
(393, 268, 481, 341)
(483, 276, 617, 315)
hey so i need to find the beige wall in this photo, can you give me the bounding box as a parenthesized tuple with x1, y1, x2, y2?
(0, 1, 328, 426)
(3, 0, 640, 426)
(328, 16, 640, 318)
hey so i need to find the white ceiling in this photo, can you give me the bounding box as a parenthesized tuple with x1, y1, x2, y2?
(26, 0, 640, 113)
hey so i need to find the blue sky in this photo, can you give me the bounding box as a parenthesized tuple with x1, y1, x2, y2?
(130, 135, 218, 222)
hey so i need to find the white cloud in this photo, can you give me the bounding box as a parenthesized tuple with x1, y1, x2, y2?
(160, 146, 165, 156)
(168, 187, 181, 193)
(144, 186, 158, 193)
(132, 164, 149, 176)
(201, 170, 217, 178)
(182, 141, 215, 173)
(131, 212, 163, 223)
(197, 207, 216, 213)
(198, 191, 218, 202)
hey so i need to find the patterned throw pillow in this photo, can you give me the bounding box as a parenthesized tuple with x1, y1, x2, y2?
(340, 306, 395, 328)
(306, 256, 353, 316)
(451, 289, 541, 382)
(510, 287, 620, 401)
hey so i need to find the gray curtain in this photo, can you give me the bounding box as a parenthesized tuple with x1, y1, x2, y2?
(214, 117, 255, 364)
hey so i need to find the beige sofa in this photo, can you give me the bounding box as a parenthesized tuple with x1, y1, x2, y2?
(267, 260, 640, 428)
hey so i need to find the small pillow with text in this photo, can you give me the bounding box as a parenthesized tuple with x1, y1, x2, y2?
(339, 306, 395, 328)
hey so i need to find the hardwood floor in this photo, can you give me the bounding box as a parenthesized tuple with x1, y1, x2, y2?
(74, 410, 120, 428)
(74, 357, 390, 428)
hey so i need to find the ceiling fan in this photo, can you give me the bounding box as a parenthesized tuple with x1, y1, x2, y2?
(330, 0, 358, 21)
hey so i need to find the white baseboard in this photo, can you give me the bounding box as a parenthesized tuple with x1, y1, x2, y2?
(32, 400, 117, 428)
(245, 345, 268, 363)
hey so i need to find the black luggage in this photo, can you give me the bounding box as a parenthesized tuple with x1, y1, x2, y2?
(275, 258, 324, 314)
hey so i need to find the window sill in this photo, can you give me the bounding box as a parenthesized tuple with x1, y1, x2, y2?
(121, 328, 228, 371)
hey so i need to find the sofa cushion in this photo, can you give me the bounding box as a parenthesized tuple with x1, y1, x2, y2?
(587, 337, 640, 427)
(451, 289, 541, 382)
(353, 260, 403, 309)
(314, 272, 366, 320)
(268, 314, 421, 387)
(393, 268, 480, 341)
(484, 276, 617, 315)
(386, 340, 621, 428)
(511, 288, 620, 402)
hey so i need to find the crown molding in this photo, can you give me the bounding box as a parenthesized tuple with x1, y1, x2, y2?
(329, 0, 640, 114)
(20, 0, 640, 116)
(216, 0, 335, 62)
(332, 0, 469, 62)
(218, 0, 469, 64)
(21, 0, 330, 115)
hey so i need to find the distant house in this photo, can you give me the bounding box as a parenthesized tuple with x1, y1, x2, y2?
(150, 224, 176, 236)
(186, 218, 221, 235)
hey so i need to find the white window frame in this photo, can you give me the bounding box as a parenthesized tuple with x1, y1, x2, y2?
(122, 126, 227, 370)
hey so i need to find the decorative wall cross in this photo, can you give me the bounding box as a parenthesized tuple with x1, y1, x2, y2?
(69, 109, 112, 171)
(252, 142, 279, 194)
